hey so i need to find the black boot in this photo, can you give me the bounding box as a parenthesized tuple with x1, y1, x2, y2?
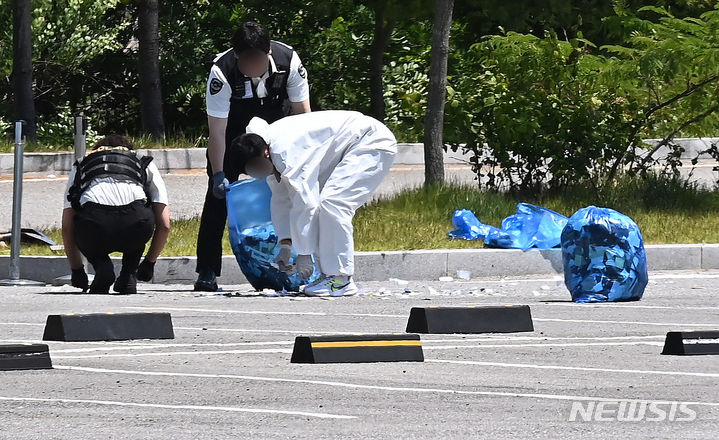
(89, 259, 116, 294)
(194, 268, 218, 292)
(113, 270, 137, 295)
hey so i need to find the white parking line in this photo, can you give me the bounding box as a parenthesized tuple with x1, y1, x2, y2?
(52, 348, 293, 359)
(426, 359, 719, 378)
(423, 341, 664, 349)
(0, 396, 355, 419)
(50, 340, 294, 353)
(421, 335, 666, 342)
(52, 365, 719, 408)
(174, 326, 367, 335)
(651, 272, 719, 280)
(0, 340, 177, 351)
(533, 318, 717, 327)
(0, 338, 181, 347)
(532, 303, 719, 311)
(124, 306, 406, 318)
(0, 322, 396, 336)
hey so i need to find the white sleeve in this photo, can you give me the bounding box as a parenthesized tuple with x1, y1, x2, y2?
(206, 65, 232, 118)
(286, 51, 309, 103)
(267, 176, 291, 241)
(145, 161, 169, 205)
(63, 166, 77, 209)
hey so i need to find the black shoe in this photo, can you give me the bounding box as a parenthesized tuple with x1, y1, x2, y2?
(113, 271, 137, 295)
(89, 260, 116, 294)
(194, 269, 218, 292)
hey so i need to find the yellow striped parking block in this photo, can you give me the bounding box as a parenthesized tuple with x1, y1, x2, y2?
(291, 334, 424, 363)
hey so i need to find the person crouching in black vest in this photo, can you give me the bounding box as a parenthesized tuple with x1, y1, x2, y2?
(61, 135, 171, 294)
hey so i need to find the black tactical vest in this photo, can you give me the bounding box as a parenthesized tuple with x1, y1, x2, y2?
(213, 41, 294, 149)
(67, 147, 153, 210)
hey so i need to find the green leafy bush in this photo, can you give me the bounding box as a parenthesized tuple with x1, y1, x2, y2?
(447, 31, 641, 194)
(446, 5, 719, 196)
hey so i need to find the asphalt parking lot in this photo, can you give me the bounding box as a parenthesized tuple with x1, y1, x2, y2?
(1, 271, 718, 439)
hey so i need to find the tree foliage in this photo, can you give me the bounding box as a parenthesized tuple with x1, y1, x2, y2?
(446, 3, 719, 195)
(1, 0, 717, 195)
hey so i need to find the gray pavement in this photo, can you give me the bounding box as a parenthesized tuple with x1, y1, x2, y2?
(1, 270, 718, 439)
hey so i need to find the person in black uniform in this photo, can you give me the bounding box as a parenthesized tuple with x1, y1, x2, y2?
(195, 21, 311, 291)
(62, 135, 171, 294)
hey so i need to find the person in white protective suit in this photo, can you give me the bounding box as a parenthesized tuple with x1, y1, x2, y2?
(230, 110, 397, 296)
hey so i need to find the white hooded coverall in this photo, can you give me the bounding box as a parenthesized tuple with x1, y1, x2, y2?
(246, 110, 397, 277)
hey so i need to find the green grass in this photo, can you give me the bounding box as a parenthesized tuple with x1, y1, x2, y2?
(4, 175, 719, 257)
(0, 138, 12, 154)
(355, 176, 719, 250)
(127, 134, 208, 150)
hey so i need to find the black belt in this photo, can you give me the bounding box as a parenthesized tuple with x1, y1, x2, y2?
(81, 200, 148, 211)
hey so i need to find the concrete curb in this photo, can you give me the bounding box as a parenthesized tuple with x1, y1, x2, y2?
(0, 244, 713, 285)
(0, 148, 209, 175)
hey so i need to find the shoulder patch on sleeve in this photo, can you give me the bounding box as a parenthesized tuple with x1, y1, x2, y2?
(297, 64, 306, 79)
(210, 78, 224, 95)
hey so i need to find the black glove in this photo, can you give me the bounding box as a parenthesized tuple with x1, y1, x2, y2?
(71, 267, 89, 291)
(137, 259, 155, 282)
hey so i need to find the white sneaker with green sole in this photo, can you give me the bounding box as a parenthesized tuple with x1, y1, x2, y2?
(302, 275, 358, 297)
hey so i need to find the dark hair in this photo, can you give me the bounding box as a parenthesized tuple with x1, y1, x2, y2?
(92, 134, 134, 150)
(232, 21, 271, 55)
(230, 133, 269, 174)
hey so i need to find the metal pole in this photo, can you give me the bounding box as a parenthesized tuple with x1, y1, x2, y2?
(8, 121, 24, 280)
(74, 113, 87, 160)
(0, 121, 45, 286)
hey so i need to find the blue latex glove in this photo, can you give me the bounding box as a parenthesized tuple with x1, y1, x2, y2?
(212, 171, 229, 199)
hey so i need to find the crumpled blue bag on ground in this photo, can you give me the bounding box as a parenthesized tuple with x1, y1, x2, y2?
(561, 206, 648, 303)
(226, 178, 319, 291)
(448, 209, 492, 240)
(448, 203, 568, 250)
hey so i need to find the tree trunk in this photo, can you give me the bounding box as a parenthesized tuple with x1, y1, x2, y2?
(423, 0, 453, 186)
(138, 0, 165, 140)
(369, 5, 395, 122)
(12, 0, 36, 140)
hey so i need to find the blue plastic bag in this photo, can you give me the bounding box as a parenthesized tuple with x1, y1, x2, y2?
(448, 209, 492, 240)
(226, 178, 319, 291)
(561, 206, 648, 303)
(448, 203, 568, 250)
